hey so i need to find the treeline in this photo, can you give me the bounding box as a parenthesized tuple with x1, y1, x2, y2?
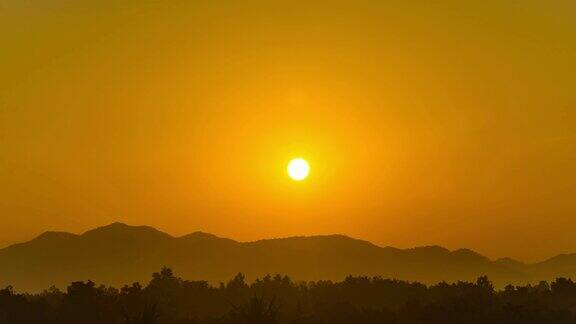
(2, 267, 576, 323)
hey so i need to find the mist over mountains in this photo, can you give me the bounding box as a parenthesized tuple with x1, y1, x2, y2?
(1, 222, 575, 292)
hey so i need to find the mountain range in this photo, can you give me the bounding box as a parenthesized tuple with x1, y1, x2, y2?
(1, 222, 575, 292)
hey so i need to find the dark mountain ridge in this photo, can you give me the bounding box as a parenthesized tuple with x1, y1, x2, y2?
(1, 222, 575, 292)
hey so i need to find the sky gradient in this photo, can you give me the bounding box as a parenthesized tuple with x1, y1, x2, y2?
(1, 0, 575, 262)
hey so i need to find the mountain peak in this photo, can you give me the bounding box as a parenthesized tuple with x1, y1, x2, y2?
(451, 248, 491, 263)
(81, 222, 173, 239)
(407, 245, 450, 255)
(32, 231, 78, 242)
(180, 231, 236, 242)
(495, 257, 525, 267)
(182, 230, 218, 238)
(247, 234, 380, 253)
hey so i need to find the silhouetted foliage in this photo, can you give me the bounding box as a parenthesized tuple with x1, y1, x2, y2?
(228, 296, 279, 324)
(1, 268, 576, 323)
(125, 303, 159, 324)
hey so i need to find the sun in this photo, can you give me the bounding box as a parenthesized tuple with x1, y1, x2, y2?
(287, 158, 310, 181)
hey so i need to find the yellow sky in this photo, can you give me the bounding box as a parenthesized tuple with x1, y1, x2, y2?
(1, 0, 575, 262)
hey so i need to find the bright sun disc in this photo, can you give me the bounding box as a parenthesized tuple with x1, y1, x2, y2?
(287, 158, 310, 181)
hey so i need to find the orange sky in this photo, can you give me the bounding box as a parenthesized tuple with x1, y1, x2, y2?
(1, 0, 575, 262)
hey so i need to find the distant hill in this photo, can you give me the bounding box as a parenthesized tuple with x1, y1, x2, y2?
(1, 222, 575, 292)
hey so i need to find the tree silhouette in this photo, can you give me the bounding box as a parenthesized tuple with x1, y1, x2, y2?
(1, 268, 576, 323)
(125, 303, 159, 324)
(228, 295, 279, 324)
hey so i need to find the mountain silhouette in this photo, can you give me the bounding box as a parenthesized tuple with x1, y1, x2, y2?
(1, 222, 575, 292)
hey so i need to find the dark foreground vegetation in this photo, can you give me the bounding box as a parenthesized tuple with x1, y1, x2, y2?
(2, 267, 576, 323)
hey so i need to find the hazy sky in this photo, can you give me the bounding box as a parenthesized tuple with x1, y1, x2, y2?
(1, 0, 575, 262)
